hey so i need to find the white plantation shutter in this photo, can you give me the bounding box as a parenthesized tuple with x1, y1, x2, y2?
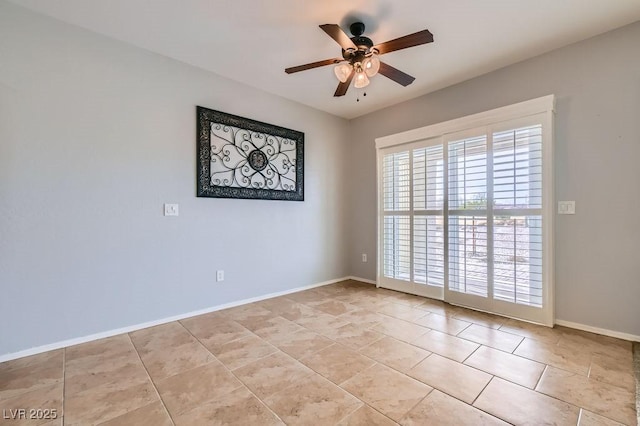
(383, 216, 410, 280)
(413, 216, 444, 286)
(413, 145, 444, 287)
(413, 146, 444, 210)
(448, 136, 489, 296)
(382, 151, 411, 280)
(448, 136, 488, 210)
(377, 96, 553, 325)
(383, 152, 410, 211)
(492, 125, 543, 307)
(493, 126, 542, 209)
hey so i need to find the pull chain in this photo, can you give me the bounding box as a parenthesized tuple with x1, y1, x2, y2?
(356, 89, 367, 103)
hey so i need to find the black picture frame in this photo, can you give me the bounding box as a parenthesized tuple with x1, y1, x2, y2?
(197, 106, 304, 201)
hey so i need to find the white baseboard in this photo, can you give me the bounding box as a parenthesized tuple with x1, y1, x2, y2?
(346, 276, 377, 285)
(555, 319, 640, 342)
(0, 276, 351, 363)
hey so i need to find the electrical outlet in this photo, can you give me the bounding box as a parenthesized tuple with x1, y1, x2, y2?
(362, 253, 367, 263)
(216, 270, 224, 282)
(558, 201, 575, 215)
(164, 203, 179, 216)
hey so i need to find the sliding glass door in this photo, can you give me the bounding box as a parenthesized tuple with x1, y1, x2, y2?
(377, 101, 553, 325)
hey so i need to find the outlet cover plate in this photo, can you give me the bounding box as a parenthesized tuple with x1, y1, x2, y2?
(558, 201, 575, 215)
(164, 203, 179, 216)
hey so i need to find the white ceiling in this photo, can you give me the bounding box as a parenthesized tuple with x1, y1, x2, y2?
(10, 0, 640, 119)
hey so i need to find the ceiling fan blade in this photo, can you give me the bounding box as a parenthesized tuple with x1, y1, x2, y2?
(285, 58, 344, 74)
(334, 69, 355, 97)
(320, 24, 357, 50)
(374, 29, 434, 55)
(378, 62, 415, 86)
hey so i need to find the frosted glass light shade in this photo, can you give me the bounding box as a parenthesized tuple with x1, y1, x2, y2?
(354, 71, 370, 88)
(363, 55, 380, 77)
(333, 63, 352, 83)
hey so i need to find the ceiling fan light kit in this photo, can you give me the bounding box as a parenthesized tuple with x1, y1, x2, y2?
(285, 21, 433, 97)
(363, 54, 381, 77)
(353, 67, 370, 89)
(333, 62, 352, 83)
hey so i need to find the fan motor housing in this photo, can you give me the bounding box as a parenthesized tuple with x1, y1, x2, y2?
(351, 36, 373, 49)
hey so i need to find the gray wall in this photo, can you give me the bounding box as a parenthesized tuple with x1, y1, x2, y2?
(348, 21, 640, 336)
(0, 2, 350, 356)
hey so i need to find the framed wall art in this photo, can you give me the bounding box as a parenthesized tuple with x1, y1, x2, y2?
(197, 106, 304, 201)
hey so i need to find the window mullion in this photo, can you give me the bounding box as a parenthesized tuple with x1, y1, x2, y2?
(487, 128, 495, 303)
(443, 140, 449, 294)
(409, 150, 415, 284)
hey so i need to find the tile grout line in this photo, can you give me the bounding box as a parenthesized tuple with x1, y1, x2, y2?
(454, 321, 473, 336)
(394, 387, 435, 424)
(177, 321, 286, 425)
(527, 366, 594, 415)
(511, 334, 526, 354)
(470, 373, 495, 406)
(336, 361, 422, 424)
(530, 361, 634, 424)
(201, 331, 281, 372)
(181, 309, 333, 372)
(336, 353, 472, 423)
(533, 364, 547, 391)
(463, 376, 518, 424)
(331, 401, 366, 425)
(461, 343, 483, 364)
(581, 407, 636, 426)
(249, 300, 395, 361)
(532, 365, 632, 423)
(126, 333, 177, 426)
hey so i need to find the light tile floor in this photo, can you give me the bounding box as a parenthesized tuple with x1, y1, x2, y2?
(0, 280, 637, 425)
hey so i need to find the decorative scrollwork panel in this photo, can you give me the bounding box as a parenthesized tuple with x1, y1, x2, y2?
(197, 107, 304, 201)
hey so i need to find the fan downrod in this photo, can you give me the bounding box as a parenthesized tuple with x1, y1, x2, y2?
(348, 22, 373, 50)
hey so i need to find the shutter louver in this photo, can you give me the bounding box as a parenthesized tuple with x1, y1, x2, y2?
(383, 152, 410, 211)
(413, 145, 444, 287)
(493, 125, 542, 209)
(492, 125, 543, 307)
(413, 216, 444, 286)
(494, 216, 542, 306)
(382, 151, 411, 281)
(448, 136, 488, 296)
(413, 145, 444, 210)
(383, 216, 411, 281)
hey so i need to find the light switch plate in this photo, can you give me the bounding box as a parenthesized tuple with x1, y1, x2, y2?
(558, 201, 575, 215)
(164, 203, 179, 216)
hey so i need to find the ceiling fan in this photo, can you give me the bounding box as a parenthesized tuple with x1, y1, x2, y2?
(285, 22, 434, 97)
